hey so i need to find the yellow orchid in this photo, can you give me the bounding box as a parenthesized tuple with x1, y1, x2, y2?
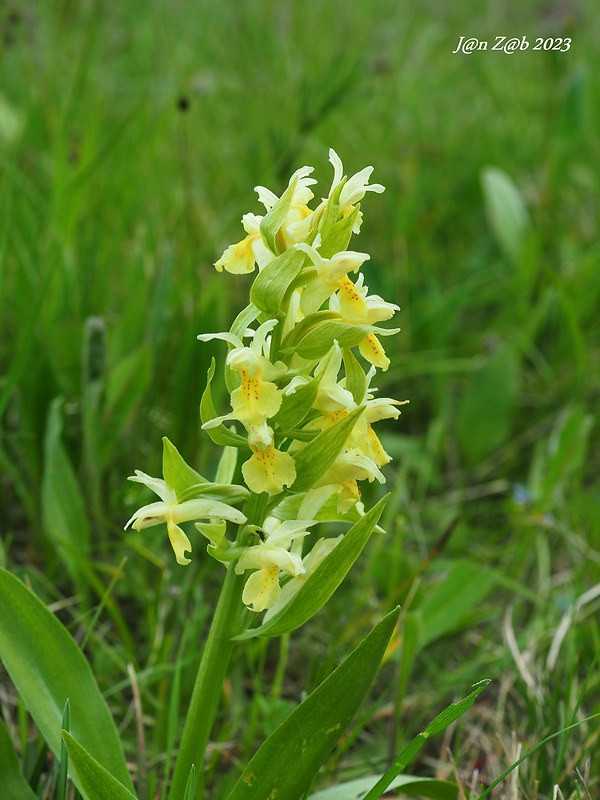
(327, 148, 385, 234)
(329, 274, 400, 372)
(125, 471, 246, 565)
(199, 319, 287, 427)
(235, 517, 315, 612)
(312, 450, 385, 513)
(263, 535, 343, 621)
(241, 425, 296, 496)
(214, 213, 275, 274)
(294, 242, 370, 317)
(255, 165, 318, 251)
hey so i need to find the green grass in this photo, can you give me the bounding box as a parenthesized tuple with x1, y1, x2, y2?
(1, 0, 599, 798)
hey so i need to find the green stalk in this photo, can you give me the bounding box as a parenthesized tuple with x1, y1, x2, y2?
(168, 492, 267, 800)
(168, 563, 244, 800)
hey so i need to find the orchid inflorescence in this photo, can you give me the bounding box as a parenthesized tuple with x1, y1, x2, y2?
(126, 149, 406, 615)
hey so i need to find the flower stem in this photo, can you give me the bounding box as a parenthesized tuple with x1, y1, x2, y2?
(168, 493, 267, 800)
(167, 563, 244, 800)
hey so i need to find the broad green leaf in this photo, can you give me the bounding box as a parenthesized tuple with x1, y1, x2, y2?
(250, 247, 305, 313)
(42, 397, 90, 597)
(280, 310, 340, 352)
(481, 167, 530, 263)
(319, 206, 360, 259)
(260, 176, 298, 253)
(272, 492, 368, 526)
(294, 320, 377, 360)
(291, 406, 364, 492)
(176, 482, 248, 505)
(0, 568, 134, 793)
(235, 495, 388, 640)
(457, 343, 520, 466)
(162, 437, 208, 498)
(309, 774, 457, 800)
(215, 444, 238, 484)
(272, 377, 321, 430)
(62, 732, 138, 800)
(200, 359, 249, 449)
(226, 607, 400, 800)
(0, 720, 38, 800)
(362, 681, 490, 800)
(342, 347, 367, 404)
(229, 302, 261, 342)
(419, 562, 496, 648)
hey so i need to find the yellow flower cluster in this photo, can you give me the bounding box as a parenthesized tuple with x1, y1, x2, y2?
(127, 149, 405, 614)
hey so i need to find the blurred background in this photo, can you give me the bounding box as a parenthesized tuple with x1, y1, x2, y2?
(1, 0, 598, 796)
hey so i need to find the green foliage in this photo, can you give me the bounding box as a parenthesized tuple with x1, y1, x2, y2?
(457, 342, 520, 466)
(62, 732, 138, 800)
(481, 167, 530, 263)
(0, 568, 134, 793)
(235, 495, 388, 639)
(0, 720, 38, 800)
(250, 248, 306, 313)
(291, 406, 365, 492)
(226, 607, 400, 800)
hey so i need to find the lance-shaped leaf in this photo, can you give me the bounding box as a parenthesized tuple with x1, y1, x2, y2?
(62, 732, 138, 800)
(250, 247, 305, 314)
(0, 568, 134, 794)
(234, 495, 388, 640)
(226, 607, 400, 800)
(272, 377, 321, 431)
(200, 359, 250, 449)
(294, 320, 378, 360)
(291, 406, 364, 493)
(229, 302, 261, 342)
(320, 209, 359, 259)
(481, 167, 529, 263)
(361, 680, 491, 800)
(0, 720, 38, 800)
(260, 175, 298, 253)
(162, 437, 208, 498)
(280, 310, 340, 353)
(342, 347, 367, 405)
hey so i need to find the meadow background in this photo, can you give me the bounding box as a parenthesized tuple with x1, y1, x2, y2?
(1, 0, 599, 797)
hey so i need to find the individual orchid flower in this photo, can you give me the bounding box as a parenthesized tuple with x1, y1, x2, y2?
(241, 425, 296, 495)
(125, 471, 246, 565)
(199, 319, 287, 427)
(214, 213, 275, 274)
(263, 535, 343, 621)
(235, 517, 316, 612)
(255, 165, 318, 250)
(329, 274, 400, 372)
(356, 366, 409, 466)
(312, 450, 385, 513)
(327, 148, 385, 234)
(295, 242, 370, 317)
